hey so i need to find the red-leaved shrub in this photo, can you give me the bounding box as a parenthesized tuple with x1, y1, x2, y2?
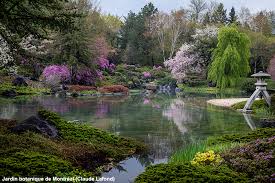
(98, 85, 129, 94)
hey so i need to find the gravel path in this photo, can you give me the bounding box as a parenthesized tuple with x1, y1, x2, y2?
(207, 98, 249, 107)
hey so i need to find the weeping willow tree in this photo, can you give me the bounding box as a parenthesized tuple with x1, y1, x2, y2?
(208, 26, 251, 89)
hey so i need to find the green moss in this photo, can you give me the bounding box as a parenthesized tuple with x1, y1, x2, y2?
(207, 128, 275, 145)
(135, 163, 248, 183)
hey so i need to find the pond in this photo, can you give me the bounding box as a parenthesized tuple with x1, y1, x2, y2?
(0, 93, 259, 183)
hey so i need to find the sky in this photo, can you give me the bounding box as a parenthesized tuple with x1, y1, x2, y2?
(98, 0, 275, 17)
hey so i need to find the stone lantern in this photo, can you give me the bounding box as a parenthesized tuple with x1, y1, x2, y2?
(241, 71, 271, 113)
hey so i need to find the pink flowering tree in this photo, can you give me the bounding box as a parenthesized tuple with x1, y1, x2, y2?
(164, 43, 202, 82)
(42, 65, 70, 86)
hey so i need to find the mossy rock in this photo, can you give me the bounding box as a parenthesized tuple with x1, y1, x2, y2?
(135, 163, 248, 183)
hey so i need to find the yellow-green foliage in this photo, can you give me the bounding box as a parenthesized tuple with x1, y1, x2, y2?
(208, 25, 250, 89)
(0, 82, 49, 96)
(191, 150, 223, 166)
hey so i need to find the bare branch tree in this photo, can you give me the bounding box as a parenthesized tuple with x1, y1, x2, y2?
(189, 0, 207, 22)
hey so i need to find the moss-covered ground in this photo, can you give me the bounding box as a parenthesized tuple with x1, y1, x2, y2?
(0, 111, 145, 177)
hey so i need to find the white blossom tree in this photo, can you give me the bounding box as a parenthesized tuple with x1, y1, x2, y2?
(164, 43, 202, 82)
(0, 35, 17, 74)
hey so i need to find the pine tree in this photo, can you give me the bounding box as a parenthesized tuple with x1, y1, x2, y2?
(229, 7, 238, 23)
(203, 12, 211, 25)
(211, 3, 227, 24)
(208, 26, 251, 89)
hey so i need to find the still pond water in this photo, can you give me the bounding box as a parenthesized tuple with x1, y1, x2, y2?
(0, 93, 258, 183)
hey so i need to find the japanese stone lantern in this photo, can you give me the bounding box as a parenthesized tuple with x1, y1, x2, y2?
(241, 71, 271, 113)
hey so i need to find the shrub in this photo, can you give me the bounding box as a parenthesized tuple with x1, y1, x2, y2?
(135, 163, 248, 183)
(98, 85, 129, 94)
(240, 78, 256, 93)
(142, 72, 151, 78)
(222, 136, 275, 183)
(0, 151, 78, 177)
(42, 65, 70, 84)
(75, 67, 98, 86)
(191, 150, 223, 166)
(207, 128, 275, 145)
(97, 57, 116, 73)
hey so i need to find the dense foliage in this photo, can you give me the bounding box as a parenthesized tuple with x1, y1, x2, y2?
(208, 26, 251, 89)
(222, 137, 275, 183)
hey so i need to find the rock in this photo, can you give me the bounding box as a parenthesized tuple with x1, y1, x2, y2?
(260, 119, 275, 128)
(1, 89, 17, 97)
(11, 116, 58, 138)
(146, 83, 157, 91)
(12, 77, 28, 87)
(208, 81, 216, 87)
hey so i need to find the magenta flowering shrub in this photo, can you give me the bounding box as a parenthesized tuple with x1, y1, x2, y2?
(222, 136, 275, 183)
(42, 65, 70, 83)
(96, 70, 104, 80)
(143, 72, 151, 78)
(97, 57, 116, 73)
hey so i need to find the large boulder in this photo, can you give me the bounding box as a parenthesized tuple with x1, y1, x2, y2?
(12, 77, 28, 87)
(11, 116, 58, 138)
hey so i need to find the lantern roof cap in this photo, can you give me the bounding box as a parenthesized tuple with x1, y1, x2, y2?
(251, 71, 271, 78)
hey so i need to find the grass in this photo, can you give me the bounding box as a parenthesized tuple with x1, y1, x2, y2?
(170, 141, 243, 165)
(169, 141, 207, 164)
(178, 84, 241, 95)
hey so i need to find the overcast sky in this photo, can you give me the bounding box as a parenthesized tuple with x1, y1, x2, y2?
(98, 0, 275, 17)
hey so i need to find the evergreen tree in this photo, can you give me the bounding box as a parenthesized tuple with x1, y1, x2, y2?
(211, 3, 227, 24)
(208, 26, 251, 89)
(229, 7, 238, 23)
(0, 0, 78, 50)
(203, 12, 211, 25)
(119, 3, 158, 65)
